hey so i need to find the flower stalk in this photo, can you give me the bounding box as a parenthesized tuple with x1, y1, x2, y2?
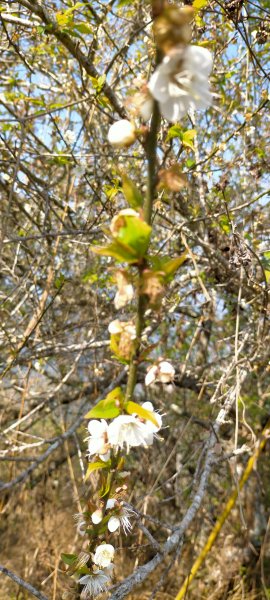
(62, 0, 213, 595)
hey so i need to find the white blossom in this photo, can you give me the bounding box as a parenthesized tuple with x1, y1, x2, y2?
(64, 129, 76, 144)
(108, 516, 121, 532)
(79, 569, 111, 599)
(147, 45, 212, 122)
(108, 119, 136, 147)
(93, 544, 115, 568)
(87, 419, 110, 460)
(145, 361, 175, 386)
(107, 415, 150, 452)
(114, 271, 134, 310)
(141, 401, 162, 445)
(108, 319, 136, 339)
(91, 509, 103, 525)
(106, 499, 134, 534)
(106, 498, 117, 510)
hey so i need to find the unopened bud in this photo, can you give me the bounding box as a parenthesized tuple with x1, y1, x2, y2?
(108, 119, 136, 148)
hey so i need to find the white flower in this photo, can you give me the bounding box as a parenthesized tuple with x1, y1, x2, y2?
(114, 270, 134, 310)
(108, 119, 136, 147)
(141, 402, 162, 445)
(145, 361, 175, 386)
(64, 129, 76, 144)
(132, 88, 153, 121)
(106, 501, 134, 534)
(91, 509, 103, 525)
(106, 498, 117, 510)
(148, 45, 213, 122)
(107, 415, 150, 452)
(114, 284, 134, 309)
(108, 516, 121, 532)
(79, 569, 111, 599)
(93, 544, 115, 568)
(87, 420, 110, 460)
(108, 319, 136, 339)
(108, 506, 135, 535)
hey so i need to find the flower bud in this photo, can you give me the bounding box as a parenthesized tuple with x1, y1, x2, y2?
(108, 119, 136, 147)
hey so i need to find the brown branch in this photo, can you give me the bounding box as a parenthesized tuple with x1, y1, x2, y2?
(0, 565, 49, 600)
(16, 0, 126, 118)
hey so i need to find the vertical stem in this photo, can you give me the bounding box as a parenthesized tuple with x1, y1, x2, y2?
(125, 101, 160, 402)
(144, 100, 160, 225)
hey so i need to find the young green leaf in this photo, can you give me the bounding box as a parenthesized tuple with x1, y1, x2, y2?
(166, 124, 183, 142)
(61, 554, 78, 566)
(91, 241, 139, 263)
(116, 216, 151, 257)
(193, 0, 208, 9)
(162, 253, 188, 278)
(182, 129, 196, 151)
(84, 392, 122, 420)
(85, 460, 111, 481)
(84, 387, 124, 419)
(121, 174, 143, 209)
(73, 22, 93, 34)
(125, 400, 159, 427)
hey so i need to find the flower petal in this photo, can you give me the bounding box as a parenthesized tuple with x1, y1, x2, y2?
(108, 516, 120, 532)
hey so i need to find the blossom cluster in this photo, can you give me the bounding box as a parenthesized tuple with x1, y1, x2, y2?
(108, 3, 213, 146)
(88, 401, 162, 458)
(63, 6, 213, 598)
(73, 402, 163, 598)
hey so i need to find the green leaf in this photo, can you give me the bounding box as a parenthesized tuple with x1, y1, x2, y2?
(218, 215, 230, 234)
(116, 216, 151, 258)
(166, 124, 183, 142)
(166, 127, 196, 150)
(121, 174, 143, 209)
(54, 273, 65, 289)
(91, 241, 139, 263)
(186, 158, 196, 168)
(182, 129, 196, 151)
(104, 185, 119, 200)
(91, 74, 106, 92)
(193, 0, 208, 9)
(61, 553, 78, 566)
(92, 239, 136, 261)
(161, 253, 188, 278)
(85, 460, 111, 481)
(64, 2, 85, 15)
(73, 22, 92, 34)
(84, 387, 124, 419)
(117, 0, 133, 5)
(99, 473, 112, 497)
(125, 401, 158, 427)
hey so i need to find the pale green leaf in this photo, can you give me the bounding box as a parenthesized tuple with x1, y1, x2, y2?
(182, 129, 196, 151)
(193, 0, 208, 9)
(85, 460, 110, 481)
(84, 387, 124, 419)
(121, 174, 143, 209)
(125, 401, 158, 427)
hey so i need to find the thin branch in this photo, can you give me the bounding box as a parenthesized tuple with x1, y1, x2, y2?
(0, 565, 49, 600)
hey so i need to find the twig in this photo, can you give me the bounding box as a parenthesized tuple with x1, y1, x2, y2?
(174, 418, 270, 600)
(0, 370, 126, 492)
(0, 565, 49, 600)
